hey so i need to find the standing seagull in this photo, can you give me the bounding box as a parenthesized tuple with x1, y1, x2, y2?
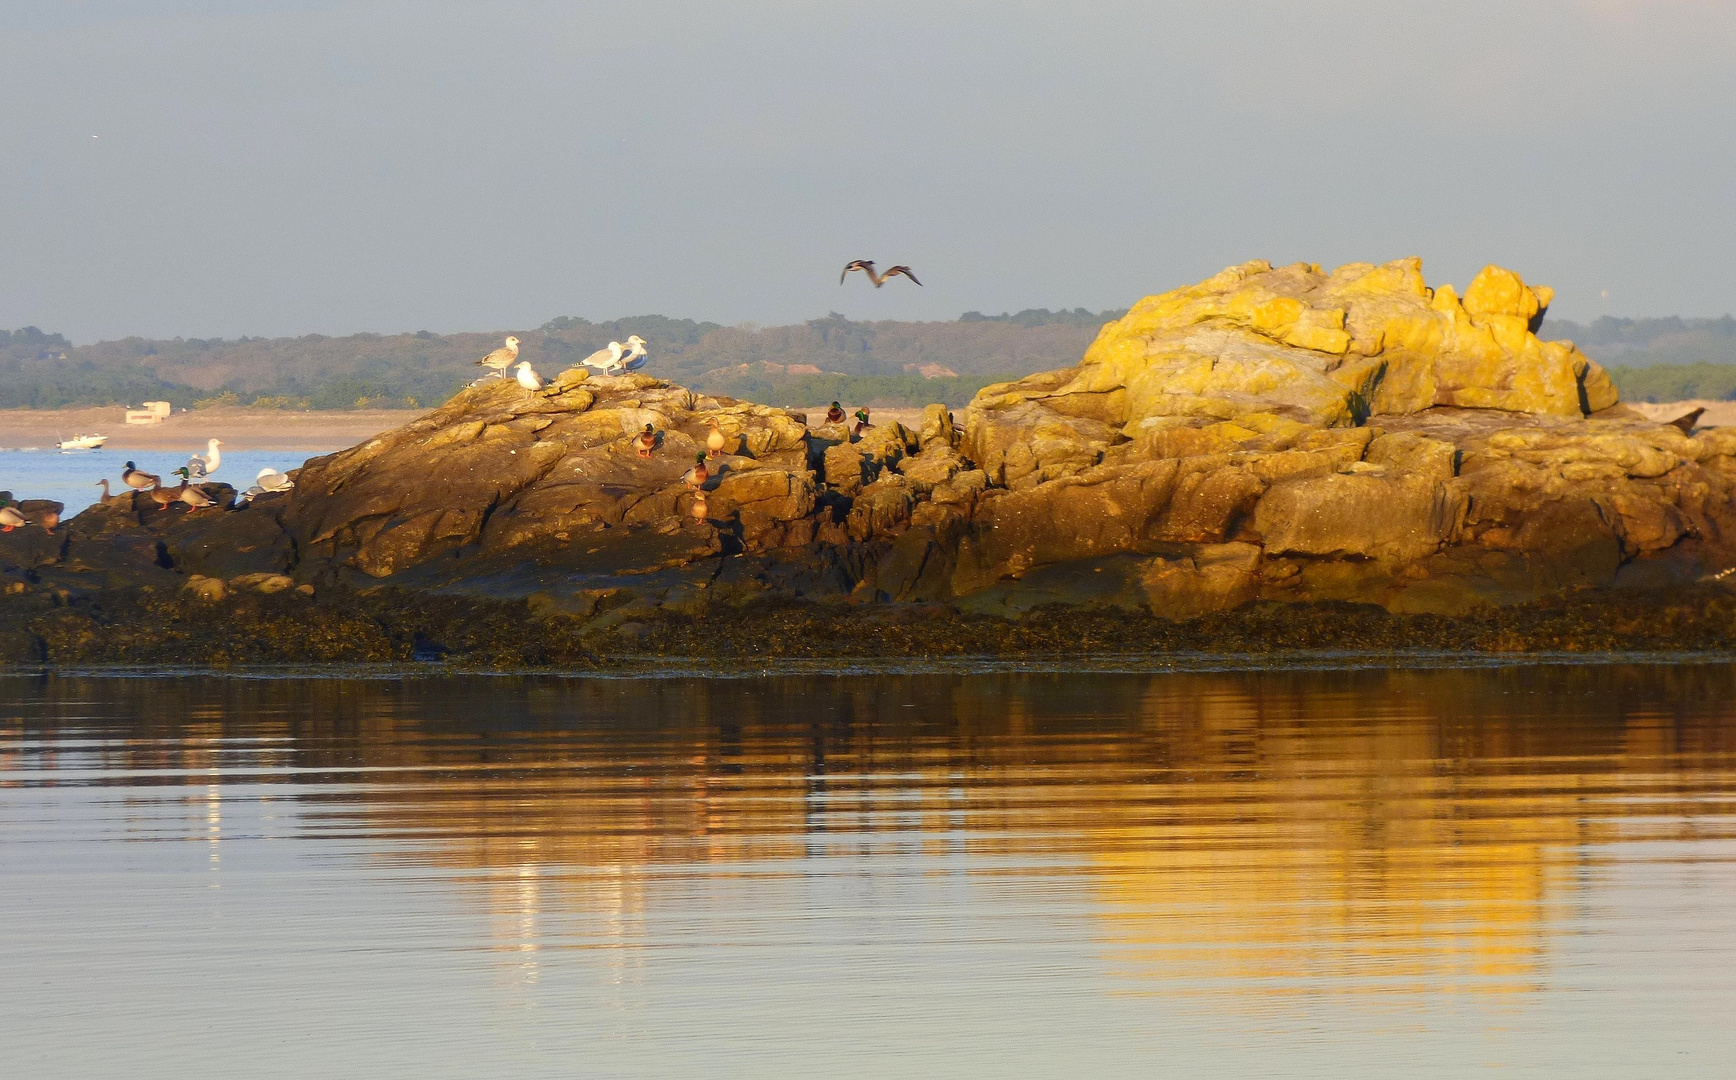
(475, 336, 521, 378)
(186, 438, 222, 479)
(515, 361, 544, 391)
(582, 341, 627, 374)
(840, 260, 921, 288)
(620, 335, 648, 371)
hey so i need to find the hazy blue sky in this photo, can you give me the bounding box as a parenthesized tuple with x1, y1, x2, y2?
(3, 1, 1733, 342)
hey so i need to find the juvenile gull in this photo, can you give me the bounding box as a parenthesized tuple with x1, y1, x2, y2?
(475, 336, 521, 378)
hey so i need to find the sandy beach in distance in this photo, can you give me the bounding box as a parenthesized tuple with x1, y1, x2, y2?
(0, 406, 423, 452)
(0, 403, 939, 454)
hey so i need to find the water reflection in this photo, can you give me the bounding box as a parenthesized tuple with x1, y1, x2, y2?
(5, 667, 1736, 1073)
(13, 673, 1736, 1014)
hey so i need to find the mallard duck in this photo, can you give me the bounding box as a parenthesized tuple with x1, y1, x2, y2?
(824, 401, 846, 425)
(514, 361, 544, 391)
(635, 423, 658, 459)
(150, 480, 182, 510)
(95, 479, 127, 506)
(706, 420, 726, 459)
(684, 452, 709, 488)
(173, 469, 217, 512)
(0, 500, 26, 533)
(186, 438, 222, 479)
(38, 509, 58, 535)
(122, 461, 161, 491)
(853, 407, 872, 436)
(689, 490, 709, 521)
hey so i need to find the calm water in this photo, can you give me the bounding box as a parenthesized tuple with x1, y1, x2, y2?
(4, 666, 1736, 1077)
(0, 447, 325, 513)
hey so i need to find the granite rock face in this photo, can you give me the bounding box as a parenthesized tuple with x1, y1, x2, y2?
(13, 261, 1736, 628)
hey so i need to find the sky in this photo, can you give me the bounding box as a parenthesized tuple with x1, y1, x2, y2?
(3, 0, 1734, 343)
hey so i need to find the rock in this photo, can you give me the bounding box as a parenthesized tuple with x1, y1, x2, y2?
(22, 260, 1736, 633)
(1254, 472, 1466, 563)
(1141, 543, 1262, 619)
(183, 575, 227, 601)
(976, 258, 1616, 437)
(229, 572, 296, 594)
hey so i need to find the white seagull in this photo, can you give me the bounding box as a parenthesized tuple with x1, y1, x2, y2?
(620, 335, 648, 371)
(186, 438, 222, 479)
(234, 467, 294, 508)
(582, 341, 627, 374)
(515, 361, 545, 391)
(475, 336, 521, 378)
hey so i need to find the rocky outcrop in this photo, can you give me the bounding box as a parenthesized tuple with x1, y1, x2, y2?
(10, 259, 1736, 636)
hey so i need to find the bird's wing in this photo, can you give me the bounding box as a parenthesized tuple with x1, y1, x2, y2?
(885, 266, 921, 286)
(840, 261, 872, 284)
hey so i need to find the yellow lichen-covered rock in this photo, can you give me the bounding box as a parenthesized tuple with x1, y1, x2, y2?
(998, 257, 1618, 433)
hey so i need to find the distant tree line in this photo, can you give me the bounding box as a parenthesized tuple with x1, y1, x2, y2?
(5, 310, 1735, 411)
(0, 310, 1124, 410)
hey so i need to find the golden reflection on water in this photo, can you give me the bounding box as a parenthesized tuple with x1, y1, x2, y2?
(10, 666, 1736, 1014)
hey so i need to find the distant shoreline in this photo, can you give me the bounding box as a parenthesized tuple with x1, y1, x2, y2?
(0, 406, 423, 452)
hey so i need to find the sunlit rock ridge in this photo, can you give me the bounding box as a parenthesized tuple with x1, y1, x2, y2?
(12, 258, 1736, 635)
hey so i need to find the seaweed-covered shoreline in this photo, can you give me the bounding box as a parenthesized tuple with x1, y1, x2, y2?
(5, 582, 1735, 671)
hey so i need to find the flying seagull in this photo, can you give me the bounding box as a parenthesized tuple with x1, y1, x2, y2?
(840, 260, 921, 288)
(475, 336, 521, 377)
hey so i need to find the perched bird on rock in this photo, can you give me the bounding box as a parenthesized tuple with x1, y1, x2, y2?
(706, 420, 726, 459)
(582, 341, 627, 374)
(150, 481, 181, 510)
(122, 461, 160, 491)
(853, 407, 872, 436)
(684, 452, 709, 489)
(689, 490, 709, 521)
(95, 479, 128, 506)
(635, 423, 658, 458)
(234, 468, 294, 508)
(840, 260, 920, 288)
(172, 469, 217, 512)
(186, 438, 222, 479)
(255, 467, 295, 492)
(824, 401, 846, 425)
(621, 335, 648, 371)
(0, 500, 26, 532)
(475, 336, 521, 378)
(1668, 407, 1705, 435)
(515, 361, 544, 391)
(38, 509, 58, 535)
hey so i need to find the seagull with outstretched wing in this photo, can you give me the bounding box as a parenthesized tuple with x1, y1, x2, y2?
(840, 260, 921, 288)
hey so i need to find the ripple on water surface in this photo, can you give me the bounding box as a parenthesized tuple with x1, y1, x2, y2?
(3, 666, 1736, 1078)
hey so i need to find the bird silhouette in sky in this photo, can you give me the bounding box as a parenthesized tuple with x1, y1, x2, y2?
(840, 260, 921, 288)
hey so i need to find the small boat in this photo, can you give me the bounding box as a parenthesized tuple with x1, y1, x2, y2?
(58, 434, 108, 451)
